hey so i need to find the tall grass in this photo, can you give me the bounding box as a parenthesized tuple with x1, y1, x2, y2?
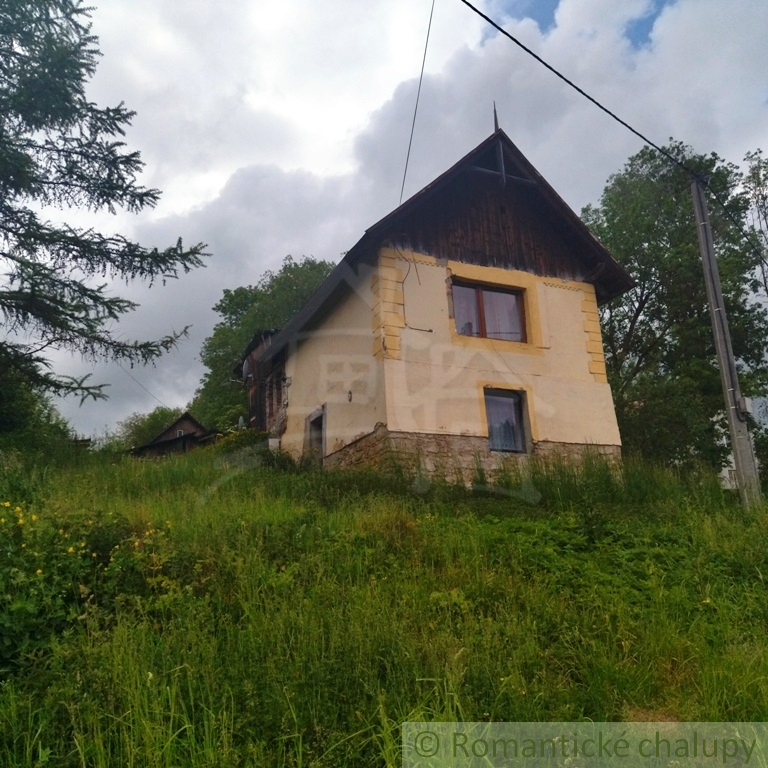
(1, 445, 767, 766)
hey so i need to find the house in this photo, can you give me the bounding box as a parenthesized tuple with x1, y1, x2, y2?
(131, 411, 215, 458)
(237, 129, 634, 479)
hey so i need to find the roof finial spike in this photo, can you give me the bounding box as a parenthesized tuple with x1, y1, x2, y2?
(493, 101, 499, 132)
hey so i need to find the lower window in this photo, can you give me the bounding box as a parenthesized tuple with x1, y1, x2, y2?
(484, 388, 526, 452)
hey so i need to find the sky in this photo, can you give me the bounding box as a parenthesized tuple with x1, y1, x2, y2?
(46, 0, 768, 437)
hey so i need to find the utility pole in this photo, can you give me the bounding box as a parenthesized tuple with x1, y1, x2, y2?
(691, 179, 762, 508)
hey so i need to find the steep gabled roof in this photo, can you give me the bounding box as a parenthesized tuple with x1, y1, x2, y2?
(254, 129, 633, 365)
(140, 411, 209, 448)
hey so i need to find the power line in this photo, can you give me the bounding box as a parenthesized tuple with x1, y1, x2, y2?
(457, 0, 766, 262)
(400, 0, 437, 205)
(457, 0, 690, 173)
(116, 361, 169, 409)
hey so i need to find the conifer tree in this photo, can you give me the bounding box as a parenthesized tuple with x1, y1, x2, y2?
(0, 0, 206, 399)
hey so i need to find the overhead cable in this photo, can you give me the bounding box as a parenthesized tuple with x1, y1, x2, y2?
(457, 0, 766, 262)
(400, 0, 437, 205)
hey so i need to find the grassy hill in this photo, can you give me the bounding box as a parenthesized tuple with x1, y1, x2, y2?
(2, 436, 768, 766)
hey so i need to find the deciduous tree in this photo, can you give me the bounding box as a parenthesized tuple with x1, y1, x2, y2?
(744, 148, 768, 294)
(190, 256, 334, 429)
(109, 406, 183, 450)
(582, 141, 768, 467)
(0, 369, 70, 450)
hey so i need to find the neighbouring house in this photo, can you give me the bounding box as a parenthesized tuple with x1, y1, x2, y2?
(131, 411, 216, 458)
(237, 129, 634, 479)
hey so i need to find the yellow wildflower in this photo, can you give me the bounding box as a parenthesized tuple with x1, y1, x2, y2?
(36, 569, 42, 575)
(0, 518, 5, 524)
(17, 517, 24, 525)
(67, 546, 75, 554)
(14, 506, 21, 513)
(3, 501, 10, 508)
(31, 515, 37, 521)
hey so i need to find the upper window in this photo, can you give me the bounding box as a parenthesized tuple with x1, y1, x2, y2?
(484, 388, 526, 453)
(452, 282, 526, 342)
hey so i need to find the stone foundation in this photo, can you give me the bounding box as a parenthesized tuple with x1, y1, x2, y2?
(533, 440, 621, 462)
(323, 423, 392, 470)
(322, 425, 621, 482)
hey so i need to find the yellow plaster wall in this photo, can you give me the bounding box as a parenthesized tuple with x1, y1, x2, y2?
(380, 247, 621, 447)
(279, 266, 386, 458)
(371, 251, 406, 361)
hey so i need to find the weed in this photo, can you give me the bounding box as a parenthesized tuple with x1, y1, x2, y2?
(0, 448, 766, 766)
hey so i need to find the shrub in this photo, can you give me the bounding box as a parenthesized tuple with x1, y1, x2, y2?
(0, 501, 183, 671)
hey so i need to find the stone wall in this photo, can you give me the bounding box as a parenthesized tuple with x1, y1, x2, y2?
(322, 423, 392, 470)
(322, 424, 621, 482)
(533, 440, 621, 462)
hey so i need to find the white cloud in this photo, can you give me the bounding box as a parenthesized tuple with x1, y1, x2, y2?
(47, 0, 768, 435)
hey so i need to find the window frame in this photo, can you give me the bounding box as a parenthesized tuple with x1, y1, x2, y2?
(483, 387, 528, 453)
(451, 280, 527, 343)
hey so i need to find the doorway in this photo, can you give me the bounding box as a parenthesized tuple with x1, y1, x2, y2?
(306, 405, 325, 466)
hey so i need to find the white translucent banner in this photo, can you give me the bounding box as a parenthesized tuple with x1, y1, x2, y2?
(402, 722, 767, 768)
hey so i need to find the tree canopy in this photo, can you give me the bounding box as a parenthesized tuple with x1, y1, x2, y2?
(744, 149, 768, 294)
(582, 141, 768, 468)
(0, 0, 206, 400)
(0, 368, 71, 455)
(108, 405, 184, 450)
(190, 255, 334, 429)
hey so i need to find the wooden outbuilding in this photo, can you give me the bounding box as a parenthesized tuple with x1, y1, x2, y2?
(131, 412, 215, 458)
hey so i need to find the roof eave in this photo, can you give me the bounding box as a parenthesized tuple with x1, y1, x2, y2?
(248, 129, 633, 360)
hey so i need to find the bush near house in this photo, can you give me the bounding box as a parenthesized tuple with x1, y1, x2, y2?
(1, 447, 767, 766)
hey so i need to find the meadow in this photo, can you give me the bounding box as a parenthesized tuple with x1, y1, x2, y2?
(1, 435, 768, 767)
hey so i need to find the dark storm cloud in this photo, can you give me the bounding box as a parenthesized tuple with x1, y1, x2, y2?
(54, 0, 768, 435)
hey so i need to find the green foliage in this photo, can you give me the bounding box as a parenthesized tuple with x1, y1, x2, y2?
(210, 428, 269, 454)
(0, 501, 91, 669)
(0, 372, 47, 435)
(107, 406, 184, 450)
(744, 148, 768, 293)
(0, 498, 183, 672)
(582, 141, 768, 468)
(0, 0, 206, 400)
(190, 255, 334, 429)
(2, 451, 768, 766)
(0, 452, 50, 507)
(0, 369, 74, 467)
(0, 370, 70, 434)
